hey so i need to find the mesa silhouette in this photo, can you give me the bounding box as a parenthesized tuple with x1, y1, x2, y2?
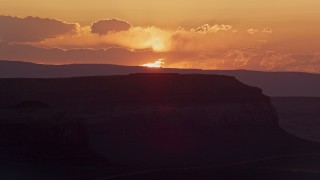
(0, 74, 319, 168)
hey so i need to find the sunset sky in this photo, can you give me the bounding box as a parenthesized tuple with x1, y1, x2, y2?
(0, 0, 320, 72)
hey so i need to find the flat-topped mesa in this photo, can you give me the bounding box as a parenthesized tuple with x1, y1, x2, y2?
(0, 73, 269, 106)
(0, 74, 277, 126)
(0, 74, 283, 166)
(122, 73, 267, 104)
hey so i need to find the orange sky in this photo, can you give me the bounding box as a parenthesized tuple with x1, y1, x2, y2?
(0, 0, 320, 72)
(1, 0, 319, 26)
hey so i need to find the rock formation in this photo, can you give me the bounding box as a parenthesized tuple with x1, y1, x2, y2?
(0, 74, 317, 166)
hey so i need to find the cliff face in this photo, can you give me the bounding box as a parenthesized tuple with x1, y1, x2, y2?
(0, 74, 289, 165)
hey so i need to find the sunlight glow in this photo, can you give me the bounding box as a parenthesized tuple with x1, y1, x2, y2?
(148, 36, 166, 52)
(141, 59, 165, 68)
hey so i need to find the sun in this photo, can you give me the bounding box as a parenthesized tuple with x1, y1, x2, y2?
(148, 37, 166, 52)
(141, 59, 165, 68)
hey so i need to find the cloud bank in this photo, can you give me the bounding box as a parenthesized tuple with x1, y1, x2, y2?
(0, 15, 319, 73)
(0, 43, 160, 66)
(0, 16, 78, 42)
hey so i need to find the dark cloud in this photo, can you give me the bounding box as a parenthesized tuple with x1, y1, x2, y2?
(91, 19, 131, 35)
(0, 43, 162, 66)
(0, 16, 78, 42)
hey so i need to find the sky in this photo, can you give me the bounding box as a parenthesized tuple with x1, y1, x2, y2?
(0, 0, 320, 72)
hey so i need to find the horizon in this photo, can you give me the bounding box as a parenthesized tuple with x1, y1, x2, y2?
(1, 59, 320, 75)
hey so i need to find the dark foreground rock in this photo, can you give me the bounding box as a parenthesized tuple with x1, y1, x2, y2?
(0, 74, 319, 168)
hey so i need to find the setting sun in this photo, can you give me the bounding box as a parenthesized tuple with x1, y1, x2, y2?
(148, 36, 166, 52)
(141, 59, 165, 68)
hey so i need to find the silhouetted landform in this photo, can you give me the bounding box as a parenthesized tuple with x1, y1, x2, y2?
(1, 60, 320, 97)
(0, 74, 320, 171)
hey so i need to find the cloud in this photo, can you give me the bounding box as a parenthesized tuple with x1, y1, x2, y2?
(1, 42, 320, 73)
(0, 43, 163, 66)
(169, 26, 266, 53)
(31, 26, 171, 52)
(247, 28, 273, 35)
(165, 48, 320, 73)
(191, 24, 232, 33)
(262, 28, 273, 34)
(260, 51, 320, 72)
(2, 16, 319, 73)
(0, 15, 78, 42)
(225, 49, 257, 67)
(17, 17, 270, 54)
(91, 19, 131, 35)
(247, 28, 259, 35)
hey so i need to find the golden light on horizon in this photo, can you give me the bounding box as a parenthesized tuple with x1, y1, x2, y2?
(141, 59, 165, 68)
